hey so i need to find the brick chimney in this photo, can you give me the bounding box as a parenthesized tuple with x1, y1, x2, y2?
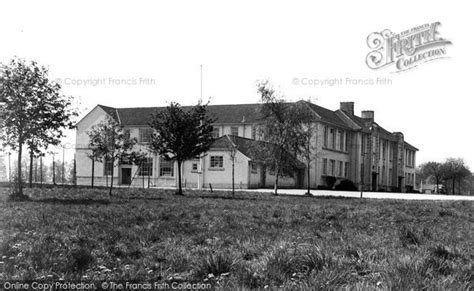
(340, 102, 354, 115)
(361, 110, 374, 121)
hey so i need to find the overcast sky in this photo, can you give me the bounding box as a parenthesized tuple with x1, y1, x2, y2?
(0, 0, 472, 169)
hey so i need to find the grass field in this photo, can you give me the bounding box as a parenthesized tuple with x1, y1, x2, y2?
(0, 187, 472, 289)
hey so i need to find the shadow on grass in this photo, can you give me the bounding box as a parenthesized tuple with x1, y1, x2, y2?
(32, 198, 114, 205)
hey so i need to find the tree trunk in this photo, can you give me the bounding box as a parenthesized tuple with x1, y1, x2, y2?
(109, 161, 114, 196)
(452, 178, 455, 195)
(436, 177, 440, 194)
(307, 161, 311, 195)
(91, 158, 95, 188)
(177, 160, 183, 195)
(16, 142, 23, 197)
(29, 148, 33, 188)
(232, 160, 235, 198)
(40, 157, 43, 187)
(274, 166, 280, 195)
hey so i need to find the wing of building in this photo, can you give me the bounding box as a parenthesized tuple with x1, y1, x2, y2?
(75, 101, 418, 192)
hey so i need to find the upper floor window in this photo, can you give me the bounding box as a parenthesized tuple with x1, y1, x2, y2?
(211, 127, 220, 138)
(123, 128, 131, 141)
(139, 128, 153, 143)
(231, 126, 239, 136)
(323, 126, 328, 147)
(338, 130, 344, 151)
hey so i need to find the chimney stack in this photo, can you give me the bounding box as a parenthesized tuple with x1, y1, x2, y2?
(361, 110, 374, 121)
(340, 102, 354, 115)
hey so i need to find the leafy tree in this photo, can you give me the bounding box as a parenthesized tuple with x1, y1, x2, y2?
(0, 58, 77, 199)
(87, 116, 142, 195)
(148, 102, 215, 195)
(442, 158, 471, 195)
(254, 81, 307, 195)
(419, 162, 445, 194)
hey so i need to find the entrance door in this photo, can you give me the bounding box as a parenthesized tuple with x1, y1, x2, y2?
(371, 172, 377, 191)
(121, 168, 132, 185)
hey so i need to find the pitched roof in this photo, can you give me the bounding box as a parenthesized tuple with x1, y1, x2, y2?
(301, 101, 351, 128)
(98, 103, 262, 126)
(211, 135, 305, 168)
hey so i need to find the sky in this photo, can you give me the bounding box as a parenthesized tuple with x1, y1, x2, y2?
(0, 0, 472, 169)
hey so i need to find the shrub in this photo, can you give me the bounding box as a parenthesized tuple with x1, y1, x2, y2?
(334, 180, 358, 191)
(194, 249, 239, 279)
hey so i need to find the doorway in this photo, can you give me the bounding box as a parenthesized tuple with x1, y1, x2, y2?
(121, 168, 132, 185)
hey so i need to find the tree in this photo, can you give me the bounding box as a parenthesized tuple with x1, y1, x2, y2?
(419, 162, 445, 194)
(149, 102, 215, 195)
(87, 116, 140, 196)
(0, 58, 77, 199)
(225, 135, 238, 198)
(442, 158, 471, 195)
(254, 81, 307, 195)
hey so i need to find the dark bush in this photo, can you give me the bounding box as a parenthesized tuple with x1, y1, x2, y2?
(334, 179, 358, 191)
(325, 176, 337, 189)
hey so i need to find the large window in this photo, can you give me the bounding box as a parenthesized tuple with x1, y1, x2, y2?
(323, 126, 328, 147)
(338, 130, 344, 151)
(104, 157, 113, 176)
(338, 161, 343, 177)
(231, 126, 239, 136)
(139, 128, 153, 143)
(322, 158, 328, 175)
(159, 158, 174, 177)
(330, 160, 335, 176)
(329, 129, 335, 149)
(344, 162, 349, 177)
(210, 156, 224, 168)
(138, 157, 153, 176)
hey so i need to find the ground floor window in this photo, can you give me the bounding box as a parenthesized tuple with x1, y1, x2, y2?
(104, 157, 113, 176)
(250, 162, 258, 173)
(138, 157, 153, 176)
(210, 156, 223, 168)
(159, 158, 174, 177)
(322, 159, 328, 175)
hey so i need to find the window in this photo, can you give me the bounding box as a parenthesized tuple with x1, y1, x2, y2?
(344, 162, 349, 177)
(323, 126, 328, 147)
(231, 126, 239, 136)
(251, 126, 257, 139)
(139, 128, 153, 143)
(250, 162, 257, 173)
(104, 157, 113, 176)
(138, 157, 153, 176)
(330, 160, 335, 176)
(323, 159, 328, 175)
(192, 162, 198, 172)
(389, 168, 393, 185)
(344, 132, 349, 152)
(211, 127, 220, 138)
(330, 129, 335, 149)
(210, 156, 223, 168)
(338, 161, 343, 176)
(123, 129, 131, 141)
(361, 134, 366, 154)
(382, 165, 386, 184)
(159, 158, 174, 177)
(338, 130, 344, 151)
(382, 141, 386, 160)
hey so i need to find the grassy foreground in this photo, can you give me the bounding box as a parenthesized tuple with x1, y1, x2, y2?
(0, 187, 472, 290)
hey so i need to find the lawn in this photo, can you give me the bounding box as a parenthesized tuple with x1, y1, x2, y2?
(0, 187, 472, 289)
